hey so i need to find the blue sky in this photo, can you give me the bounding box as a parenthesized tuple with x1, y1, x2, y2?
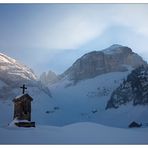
(0, 4, 148, 76)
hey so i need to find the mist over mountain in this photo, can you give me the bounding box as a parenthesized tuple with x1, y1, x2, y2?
(39, 70, 59, 86)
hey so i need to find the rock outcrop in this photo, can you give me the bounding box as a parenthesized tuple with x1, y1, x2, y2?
(106, 65, 148, 109)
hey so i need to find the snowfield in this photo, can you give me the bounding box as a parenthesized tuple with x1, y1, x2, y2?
(0, 122, 148, 144)
(48, 71, 133, 127)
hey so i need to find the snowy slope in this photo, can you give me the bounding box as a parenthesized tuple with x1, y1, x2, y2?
(49, 69, 148, 128)
(49, 68, 148, 128)
(48, 70, 132, 127)
(0, 122, 148, 144)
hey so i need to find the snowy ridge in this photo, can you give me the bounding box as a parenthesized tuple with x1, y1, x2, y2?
(0, 52, 37, 82)
(0, 53, 16, 64)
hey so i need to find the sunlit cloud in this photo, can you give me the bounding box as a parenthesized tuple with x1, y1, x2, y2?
(43, 15, 106, 49)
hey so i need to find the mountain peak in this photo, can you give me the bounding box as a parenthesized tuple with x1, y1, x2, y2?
(62, 45, 146, 82)
(109, 44, 123, 48)
(102, 44, 132, 55)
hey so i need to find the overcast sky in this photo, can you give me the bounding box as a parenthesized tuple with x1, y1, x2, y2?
(0, 4, 148, 75)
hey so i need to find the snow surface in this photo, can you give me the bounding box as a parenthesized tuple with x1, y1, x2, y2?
(0, 122, 148, 144)
(48, 71, 132, 127)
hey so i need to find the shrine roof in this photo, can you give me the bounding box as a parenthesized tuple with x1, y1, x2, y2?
(13, 93, 33, 102)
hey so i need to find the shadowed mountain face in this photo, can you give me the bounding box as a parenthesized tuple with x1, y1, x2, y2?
(61, 45, 147, 82)
(106, 65, 148, 109)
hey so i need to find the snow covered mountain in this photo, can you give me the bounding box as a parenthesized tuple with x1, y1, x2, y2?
(48, 45, 148, 128)
(0, 44, 148, 129)
(61, 44, 146, 82)
(0, 45, 148, 144)
(0, 52, 52, 99)
(0, 53, 37, 84)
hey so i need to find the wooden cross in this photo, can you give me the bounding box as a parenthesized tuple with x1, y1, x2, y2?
(20, 84, 27, 94)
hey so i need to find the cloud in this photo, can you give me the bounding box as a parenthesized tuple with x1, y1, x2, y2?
(19, 4, 108, 49)
(2, 4, 148, 51)
(41, 11, 106, 49)
(37, 4, 148, 50)
(108, 4, 148, 36)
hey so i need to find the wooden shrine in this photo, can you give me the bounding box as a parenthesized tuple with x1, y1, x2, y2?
(12, 84, 35, 127)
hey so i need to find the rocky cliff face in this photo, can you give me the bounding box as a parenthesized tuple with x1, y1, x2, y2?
(62, 45, 146, 82)
(106, 65, 148, 109)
